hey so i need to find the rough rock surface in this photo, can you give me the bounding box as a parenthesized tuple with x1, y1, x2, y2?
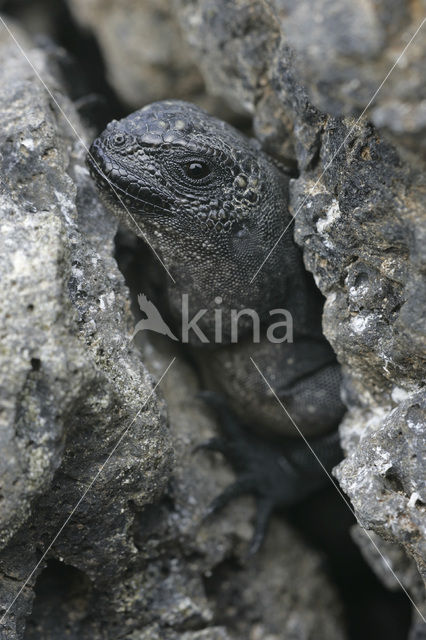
(175, 0, 426, 162)
(271, 0, 426, 161)
(174, 0, 426, 610)
(66, 0, 205, 109)
(351, 527, 425, 599)
(0, 20, 346, 640)
(0, 22, 171, 639)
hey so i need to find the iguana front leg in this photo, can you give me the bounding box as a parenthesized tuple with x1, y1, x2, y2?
(196, 392, 343, 554)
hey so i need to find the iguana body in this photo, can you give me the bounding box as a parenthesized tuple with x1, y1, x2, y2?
(88, 100, 346, 550)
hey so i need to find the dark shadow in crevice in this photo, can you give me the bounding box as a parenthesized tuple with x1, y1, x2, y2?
(287, 485, 412, 640)
(23, 559, 99, 640)
(2, 0, 127, 132)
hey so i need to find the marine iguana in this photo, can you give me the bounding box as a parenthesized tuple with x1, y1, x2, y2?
(87, 100, 346, 552)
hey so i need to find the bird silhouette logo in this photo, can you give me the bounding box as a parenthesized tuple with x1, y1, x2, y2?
(131, 294, 178, 341)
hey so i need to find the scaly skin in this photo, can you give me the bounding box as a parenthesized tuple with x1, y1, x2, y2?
(88, 100, 346, 550)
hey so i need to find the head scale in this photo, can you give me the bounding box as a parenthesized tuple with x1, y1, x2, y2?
(88, 100, 297, 341)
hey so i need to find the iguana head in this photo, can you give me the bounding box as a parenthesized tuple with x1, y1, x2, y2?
(88, 100, 300, 341)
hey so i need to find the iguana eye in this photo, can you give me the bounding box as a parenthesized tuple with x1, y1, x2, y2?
(183, 161, 211, 180)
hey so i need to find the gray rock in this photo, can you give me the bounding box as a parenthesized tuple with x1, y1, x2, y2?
(66, 0, 205, 108)
(126, 626, 231, 640)
(276, 34, 426, 617)
(174, 0, 426, 610)
(335, 395, 426, 583)
(0, 21, 346, 640)
(409, 618, 426, 640)
(290, 108, 426, 599)
(274, 0, 426, 162)
(175, 0, 426, 161)
(0, 23, 172, 639)
(351, 526, 424, 598)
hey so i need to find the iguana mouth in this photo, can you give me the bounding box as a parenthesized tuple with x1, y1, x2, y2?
(87, 139, 171, 215)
